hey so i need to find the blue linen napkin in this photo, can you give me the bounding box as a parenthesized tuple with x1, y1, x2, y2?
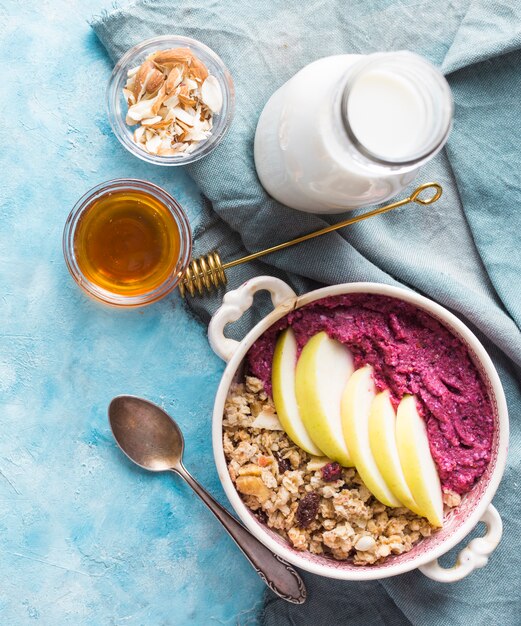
(92, 1, 521, 624)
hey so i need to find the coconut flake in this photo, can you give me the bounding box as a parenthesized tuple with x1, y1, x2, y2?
(306, 457, 331, 472)
(184, 78, 198, 92)
(145, 133, 162, 154)
(163, 94, 180, 109)
(123, 88, 136, 106)
(134, 126, 146, 143)
(171, 106, 195, 126)
(251, 410, 284, 431)
(159, 137, 172, 151)
(201, 75, 223, 113)
(186, 128, 209, 142)
(127, 96, 161, 122)
(141, 116, 163, 127)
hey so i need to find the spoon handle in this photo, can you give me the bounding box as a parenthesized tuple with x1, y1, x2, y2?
(174, 464, 306, 604)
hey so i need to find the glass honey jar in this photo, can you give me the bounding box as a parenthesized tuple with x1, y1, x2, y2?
(63, 179, 192, 306)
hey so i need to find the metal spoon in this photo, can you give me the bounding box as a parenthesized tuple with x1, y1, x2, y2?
(108, 395, 307, 604)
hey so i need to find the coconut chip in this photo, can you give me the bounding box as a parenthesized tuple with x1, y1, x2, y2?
(123, 47, 223, 157)
(201, 75, 223, 113)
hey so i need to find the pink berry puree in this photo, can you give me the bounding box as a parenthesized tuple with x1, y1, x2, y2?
(247, 294, 494, 495)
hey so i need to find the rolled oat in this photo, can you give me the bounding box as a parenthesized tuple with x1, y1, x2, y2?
(223, 377, 458, 565)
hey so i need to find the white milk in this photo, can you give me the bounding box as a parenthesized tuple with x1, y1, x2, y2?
(347, 70, 430, 161)
(254, 52, 453, 213)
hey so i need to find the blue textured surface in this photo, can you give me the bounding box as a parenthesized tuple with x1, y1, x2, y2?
(1, 1, 263, 623)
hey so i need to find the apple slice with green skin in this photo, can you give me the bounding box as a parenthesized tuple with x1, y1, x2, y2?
(396, 394, 444, 527)
(272, 328, 324, 456)
(341, 366, 402, 507)
(295, 332, 354, 466)
(369, 390, 421, 514)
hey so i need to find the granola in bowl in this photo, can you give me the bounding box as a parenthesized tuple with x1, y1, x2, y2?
(223, 376, 461, 565)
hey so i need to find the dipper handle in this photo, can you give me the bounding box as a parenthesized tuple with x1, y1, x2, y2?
(179, 182, 442, 297)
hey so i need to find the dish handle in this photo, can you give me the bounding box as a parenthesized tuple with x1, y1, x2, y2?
(208, 276, 297, 362)
(419, 504, 502, 582)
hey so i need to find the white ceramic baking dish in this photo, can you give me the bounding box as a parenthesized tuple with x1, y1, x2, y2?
(209, 276, 507, 581)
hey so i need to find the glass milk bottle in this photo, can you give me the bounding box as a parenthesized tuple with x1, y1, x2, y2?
(254, 51, 453, 213)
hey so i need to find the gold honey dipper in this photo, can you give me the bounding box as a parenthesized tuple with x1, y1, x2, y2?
(179, 182, 442, 297)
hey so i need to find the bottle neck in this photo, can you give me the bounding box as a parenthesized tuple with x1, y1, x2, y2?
(339, 51, 453, 170)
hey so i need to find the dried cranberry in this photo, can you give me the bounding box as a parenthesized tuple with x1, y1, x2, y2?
(254, 509, 268, 524)
(277, 455, 291, 474)
(321, 462, 342, 482)
(296, 492, 320, 528)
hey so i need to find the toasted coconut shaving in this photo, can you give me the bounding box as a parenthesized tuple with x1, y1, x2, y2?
(178, 85, 197, 108)
(201, 75, 223, 113)
(124, 47, 223, 157)
(141, 116, 163, 127)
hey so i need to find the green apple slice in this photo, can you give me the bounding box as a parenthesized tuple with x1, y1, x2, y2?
(341, 366, 402, 507)
(396, 395, 444, 527)
(295, 332, 354, 466)
(369, 390, 420, 514)
(272, 328, 323, 455)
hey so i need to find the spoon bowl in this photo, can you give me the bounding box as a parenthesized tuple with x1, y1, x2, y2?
(109, 395, 184, 471)
(107, 394, 306, 604)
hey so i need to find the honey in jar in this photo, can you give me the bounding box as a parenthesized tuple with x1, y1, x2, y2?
(74, 188, 181, 297)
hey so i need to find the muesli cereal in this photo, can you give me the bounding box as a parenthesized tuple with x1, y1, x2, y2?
(223, 377, 459, 565)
